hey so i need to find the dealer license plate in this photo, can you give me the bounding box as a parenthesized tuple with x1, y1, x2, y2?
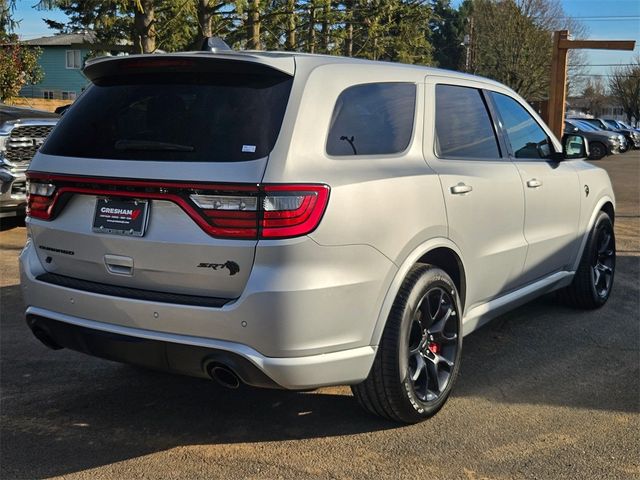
(92, 198, 149, 237)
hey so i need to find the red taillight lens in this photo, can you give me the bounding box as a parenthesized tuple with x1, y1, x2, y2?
(189, 193, 259, 239)
(261, 185, 330, 238)
(25, 173, 330, 239)
(26, 181, 57, 220)
(190, 185, 329, 239)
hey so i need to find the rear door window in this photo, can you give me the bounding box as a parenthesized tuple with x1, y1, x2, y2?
(326, 82, 416, 156)
(434, 84, 501, 159)
(489, 92, 553, 160)
(42, 71, 293, 162)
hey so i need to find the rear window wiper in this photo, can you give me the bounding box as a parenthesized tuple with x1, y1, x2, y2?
(339, 135, 357, 155)
(114, 140, 194, 152)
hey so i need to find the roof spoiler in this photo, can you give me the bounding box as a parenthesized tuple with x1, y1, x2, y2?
(201, 37, 232, 53)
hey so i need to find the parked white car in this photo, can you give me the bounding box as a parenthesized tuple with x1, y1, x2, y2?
(20, 47, 615, 423)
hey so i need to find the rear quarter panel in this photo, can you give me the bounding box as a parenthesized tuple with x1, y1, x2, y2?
(263, 64, 448, 265)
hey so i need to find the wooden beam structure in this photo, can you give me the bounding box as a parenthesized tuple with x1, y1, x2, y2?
(546, 30, 636, 140)
(558, 39, 636, 51)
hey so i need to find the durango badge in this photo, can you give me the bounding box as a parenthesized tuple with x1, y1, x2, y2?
(197, 261, 240, 276)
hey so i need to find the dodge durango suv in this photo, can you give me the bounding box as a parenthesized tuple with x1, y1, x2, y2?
(20, 46, 616, 423)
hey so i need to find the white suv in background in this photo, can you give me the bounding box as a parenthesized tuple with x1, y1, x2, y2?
(20, 48, 615, 423)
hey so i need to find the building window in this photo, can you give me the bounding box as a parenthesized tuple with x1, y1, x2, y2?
(42, 91, 54, 100)
(66, 50, 82, 69)
(61, 91, 76, 101)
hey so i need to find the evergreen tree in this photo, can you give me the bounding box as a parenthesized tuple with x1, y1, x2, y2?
(429, 0, 464, 70)
(0, 0, 43, 101)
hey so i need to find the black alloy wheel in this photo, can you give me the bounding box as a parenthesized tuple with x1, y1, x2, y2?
(352, 264, 463, 424)
(407, 287, 459, 403)
(559, 211, 615, 309)
(591, 220, 615, 299)
(589, 142, 606, 160)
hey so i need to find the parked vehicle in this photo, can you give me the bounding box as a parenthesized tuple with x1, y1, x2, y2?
(0, 104, 58, 221)
(604, 118, 640, 134)
(564, 119, 622, 160)
(572, 119, 627, 152)
(21, 46, 616, 424)
(570, 117, 640, 150)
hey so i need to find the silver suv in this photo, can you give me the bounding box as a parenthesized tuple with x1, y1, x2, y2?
(20, 50, 616, 423)
(0, 104, 58, 221)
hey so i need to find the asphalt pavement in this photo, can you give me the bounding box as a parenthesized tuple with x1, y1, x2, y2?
(1, 152, 638, 480)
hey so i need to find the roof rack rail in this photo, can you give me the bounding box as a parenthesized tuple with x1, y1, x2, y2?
(201, 37, 232, 53)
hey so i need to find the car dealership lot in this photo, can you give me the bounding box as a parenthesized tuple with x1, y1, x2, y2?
(1, 152, 638, 480)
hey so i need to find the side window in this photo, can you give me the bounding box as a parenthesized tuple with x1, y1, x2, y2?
(490, 92, 553, 160)
(434, 84, 500, 159)
(326, 83, 416, 156)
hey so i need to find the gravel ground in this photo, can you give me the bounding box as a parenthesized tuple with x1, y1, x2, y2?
(1, 151, 638, 480)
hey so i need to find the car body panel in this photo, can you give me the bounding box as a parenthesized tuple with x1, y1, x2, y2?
(423, 78, 528, 308)
(513, 159, 582, 283)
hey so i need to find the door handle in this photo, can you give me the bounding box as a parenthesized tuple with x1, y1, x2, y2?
(527, 178, 543, 188)
(104, 254, 134, 276)
(450, 183, 473, 195)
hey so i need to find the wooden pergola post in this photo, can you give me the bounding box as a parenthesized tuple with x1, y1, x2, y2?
(546, 31, 635, 139)
(547, 30, 569, 140)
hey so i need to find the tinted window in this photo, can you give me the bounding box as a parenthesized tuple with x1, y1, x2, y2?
(326, 83, 416, 156)
(435, 85, 500, 159)
(42, 72, 293, 162)
(582, 118, 608, 130)
(576, 121, 598, 132)
(490, 92, 553, 159)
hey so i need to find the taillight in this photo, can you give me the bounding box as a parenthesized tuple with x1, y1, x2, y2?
(189, 193, 260, 239)
(26, 181, 57, 220)
(189, 184, 329, 239)
(261, 185, 329, 238)
(26, 173, 330, 240)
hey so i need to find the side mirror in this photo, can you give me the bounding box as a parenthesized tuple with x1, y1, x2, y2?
(562, 133, 589, 160)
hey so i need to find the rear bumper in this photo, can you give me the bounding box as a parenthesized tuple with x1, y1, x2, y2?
(20, 235, 394, 388)
(26, 307, 377, 390)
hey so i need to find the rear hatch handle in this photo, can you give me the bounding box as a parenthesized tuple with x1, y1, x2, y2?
(104, 254, 134, 276)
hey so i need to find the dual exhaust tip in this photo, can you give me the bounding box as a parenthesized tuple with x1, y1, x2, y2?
(31, 323, 243, 390)
(207, 362, 241, 389)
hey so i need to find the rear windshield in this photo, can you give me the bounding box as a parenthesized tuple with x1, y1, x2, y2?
(41, 72, 293, 162)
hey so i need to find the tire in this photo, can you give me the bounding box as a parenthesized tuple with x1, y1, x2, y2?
(619, 141, 628, 153)
(0, 216, 21, 231)
(351, 264, 463, 424)
(588, 142, 606, 160)
(624, 135, 635, 151)
(558, 211, 615, 309)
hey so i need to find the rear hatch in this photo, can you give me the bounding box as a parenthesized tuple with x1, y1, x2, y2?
(26, 54, 294, 300)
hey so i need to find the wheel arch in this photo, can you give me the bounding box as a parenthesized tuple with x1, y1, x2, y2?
(601, 201, 615, 225)
(571, 196, 615, 272)
(416, 247, 466, 310)
(370, 238, 467, 347)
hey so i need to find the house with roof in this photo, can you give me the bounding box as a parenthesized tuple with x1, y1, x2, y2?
(18, 32, 128, 101)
